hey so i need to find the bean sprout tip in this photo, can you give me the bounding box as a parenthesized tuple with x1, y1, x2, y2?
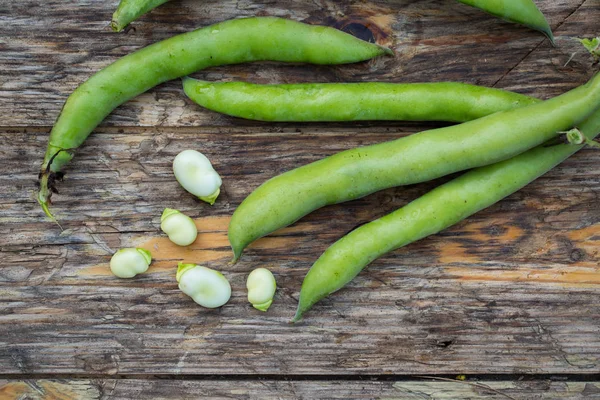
(199, 188, 220, 205)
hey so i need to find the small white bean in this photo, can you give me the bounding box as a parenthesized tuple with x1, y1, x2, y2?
(173, 149, 222, 205)
(160, 208, 198, 246)
(177, 263, 231, 308)
(246, 268, 277, 311)
(110, 248, 152, 278)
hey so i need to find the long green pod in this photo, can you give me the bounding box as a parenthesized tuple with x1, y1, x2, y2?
(294, 109, 600, 321)
(455, 0, 554, 43)
(229, 73, 600, 261)
(183, 79, 539, 123)
(111, 0, 171, 32)
(38, 17, 392, 219)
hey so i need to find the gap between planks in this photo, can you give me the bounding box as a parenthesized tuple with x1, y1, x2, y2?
(1, 374, 599, 381)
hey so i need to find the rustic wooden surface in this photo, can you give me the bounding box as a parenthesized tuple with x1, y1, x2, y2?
(1, 0, 599, 398)
(2, 379, 600, 399)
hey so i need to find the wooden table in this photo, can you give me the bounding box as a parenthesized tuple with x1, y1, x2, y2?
(1, 0, 599, 398)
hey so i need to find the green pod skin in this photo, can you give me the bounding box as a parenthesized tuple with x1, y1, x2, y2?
(229, 73, 600, 261)
(293, 109, 600, 322)
(183, 79, 539, 123)
(38, 17, 392, 219)
(456, 0, 554, 44)
(111, 0, 171, 32)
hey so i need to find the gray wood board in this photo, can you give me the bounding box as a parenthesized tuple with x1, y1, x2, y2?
(2, 379, 600, 399)
(1, 0, 599, 378)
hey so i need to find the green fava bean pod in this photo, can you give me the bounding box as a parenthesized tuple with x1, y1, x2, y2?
(38, 17, 392, 220)
(183, 79, 539, 123)
(229, 73, 600, 261)
(293, 109, 600, 322)
(111, 0, 170, 32)
(455, 0, 554, 43)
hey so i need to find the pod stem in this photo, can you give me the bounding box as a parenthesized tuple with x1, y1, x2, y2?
(38, 171, 63, 230)
(565, 128, 600, 149)
(38, 147, 74, 228)
(110, 20, 122, 32)
(583, 139, 600, 149)
(37, 173, 54, 218)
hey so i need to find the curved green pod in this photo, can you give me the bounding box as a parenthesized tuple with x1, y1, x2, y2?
(111, 0, 171, 32)
(38, 17, 392, 219)
(456, 0, 554, 43)
(183, 79, 538, 123)
(293, 109, 600, 321)
(229, 73, 600, 261)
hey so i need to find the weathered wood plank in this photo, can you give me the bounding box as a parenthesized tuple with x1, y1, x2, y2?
(1, 283, 599, 375)
(1, 123, 599, 374)
(2, 126, 599, 275)
(494, 0, 600, 96)
(2, 379, 600, 399)
(0, 0, 594, 128)
(1, 0, 600, 379)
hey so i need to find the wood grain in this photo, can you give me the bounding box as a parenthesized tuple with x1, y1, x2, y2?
(1, 0, 599, 383)
(2, 379, 600, 399)
(0, 0, 596, 128)
(1, 124, 599, 375)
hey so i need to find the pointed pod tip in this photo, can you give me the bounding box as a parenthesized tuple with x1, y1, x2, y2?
(536, 23, 555, 46)
(291, 309, 303, 324)
(230, 246, 242, 264)
(546, 31, 556, 47)
(380, 45, 394, 57)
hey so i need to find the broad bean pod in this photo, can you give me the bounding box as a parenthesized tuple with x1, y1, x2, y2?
(183, 79, 538, 123)
(38, 17, 391, 219)
(455, 0, 553, 43)
(111, 0, 170, 32)
(229, 73, 600, 261)
(293, 109, 600, 321)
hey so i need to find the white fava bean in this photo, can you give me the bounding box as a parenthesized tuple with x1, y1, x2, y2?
(160, 208, 198, 246)
(176, 263, 231, 308)
(246, 268, 277, 311)
(173, 150, 222, 205)
(110, 248, 152, 278)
